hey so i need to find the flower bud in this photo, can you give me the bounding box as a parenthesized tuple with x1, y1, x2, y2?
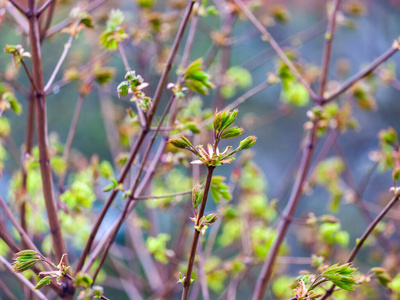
(168, 135, 193, 150)
(192, 184, 204, 210)
(238, 136, 257, 150)
(221, 127, 244, 139)
(205, 213, 218, 224)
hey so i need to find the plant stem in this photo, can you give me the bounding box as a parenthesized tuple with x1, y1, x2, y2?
(0, 255, 48, 300)
(318, 0, 342, 97)
(44, 34, 74, 92)
(58, 91, 88, 192)
(323, 45, 399, 103)
(37, 0, 53, 17)
(75, 0, 195, 274)
(320, 193, 400, 300)
(233, 0, 321, 103)
(91, 92, 178, 283)
(181, 166, 215, 300)
(27, 0, 71, 296)
(20, 91, 35, 249)
(8, 0, 26, 15)
(252, 122, 319, 300)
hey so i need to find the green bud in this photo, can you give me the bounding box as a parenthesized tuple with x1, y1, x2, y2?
(213, 110, 223, 131)
(221, 127, 244, 139)
(168, 135, 193, 150)
(379, 127, 398, 146)
(205, 213, 218, 224)
(192, 184, 204, 210)
(125, 71, 136, 81)
(238, 136, 257, 150)
(12, 259, 39, 273)
(117, 81, 129, 98)
(34, 276, 51, 289)
(221, 109, 238, 131)
(393, 167, 400, 181)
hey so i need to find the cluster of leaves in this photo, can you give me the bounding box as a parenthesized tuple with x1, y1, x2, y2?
(220, 66, 252, 98)
(372, 127, 400, 180)
(117, 71, 152, 112)
(169, 109, 256, 167)
(146, 233, 172, 264)
(100, 9, 128, 50)
(0, 83, 22, 115)
(4, 44, 31, 67)
(183, 58, 215, 96)
(310, 157, 347, 212)
(306, 103, 358, 136)
(276, 55, 309, 107)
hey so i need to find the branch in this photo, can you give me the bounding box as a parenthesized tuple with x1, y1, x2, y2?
(181, 166, 216, 300)
(8, 0, 26, 15)
(44, 34, 74, 92)
(75, 0, 195, 274)
(134, 190, 192, 200)
(27, 0, 70, 288)
(0, 255, 48, 300)
(20, 60, 38, 92)
(323, 43, 399, 103)
(318, 0, 342, 96)
(91, 91, 178, 284)
(320, 192, 400, 300)
(233, 0, 321, 103)
(0, 195, 39, 252)
(44, 0, 107, 38)
(36, 0, 53, 17)
(0, 278, 18, 300)
(252, 122, 319, 300)
(146, 0, 196, 125)
(57, 90, 88, 192)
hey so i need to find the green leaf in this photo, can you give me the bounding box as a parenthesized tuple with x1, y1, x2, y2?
(210, 176, 231, 203)
(322, 263, 357, 291)
(370, 267, 392, 287)
(34, 276, 51, 289)
(281, 82, 309, 106)
(221, 127, 244, 139)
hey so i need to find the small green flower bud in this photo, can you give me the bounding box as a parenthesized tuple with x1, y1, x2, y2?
(168, 135, 193, 150)
(117, 81, 129, 98)
(34, 276, 52, 289)
(213, 110, 223, 131)
(192, 184, 204, 210)
(221, 109, 238, 131)
(221, 127, 244, 139)
(238, 136, 257, 150)
(125, 71, 136, 81)
(205, 213, 218, 224)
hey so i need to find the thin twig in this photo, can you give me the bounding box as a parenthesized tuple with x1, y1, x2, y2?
(323, 44, 399, 103)
(0, 255, 48, 300)
(320, 193, 400, 300)
(0, 277, 18, 300)
(181, 166, 216, 300)
(20, 60, 38, 92)
(8, 0, 26, 15)
(134, 190, 192, 200)
(319, 0, 342, 96)
(233, 0, 321, 103)
(57, 91, 88, 192)
(36, 0, 53, 17)
(0, 195, 39, 252)
(75, 0, 195, 274)
(44, 0, 107, 38)
(252, 122, 319, 300)
(44, 34, 74, 92)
